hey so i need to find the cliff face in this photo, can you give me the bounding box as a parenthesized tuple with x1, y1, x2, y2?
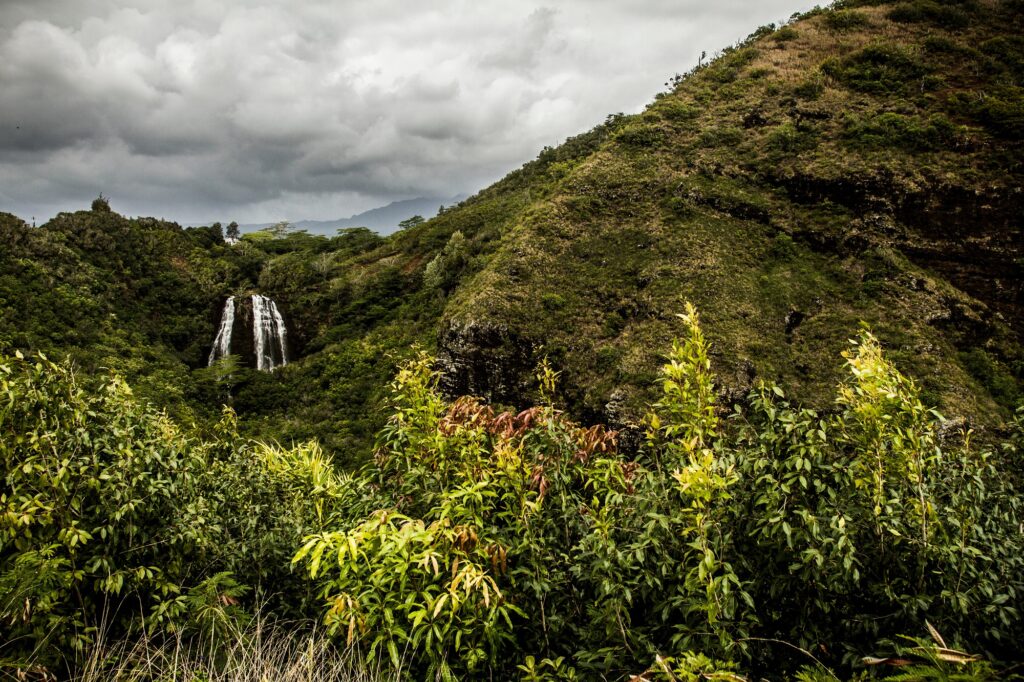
(429, 0, 1024, 429)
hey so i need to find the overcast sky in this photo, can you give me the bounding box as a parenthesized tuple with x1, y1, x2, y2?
(0, 0, 815, 225)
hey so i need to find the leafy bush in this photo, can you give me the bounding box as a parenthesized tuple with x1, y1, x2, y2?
(4, 309, 1023, 679)
(959, 347, 1022, 408)
(0, 352, 204, 658)
(981, 36, 1024, 81)
(423, 230, 469, 292)
(794, 77, 825, 99)
(767, 122, 818, 153)
(947, 87, 1024, 140)
(697, 126, 745, 148)
(774, 26, 799, 43)
(293, 309, 1023, 679)
(0, 352, 359, 674)
(659, 101, 699, 123)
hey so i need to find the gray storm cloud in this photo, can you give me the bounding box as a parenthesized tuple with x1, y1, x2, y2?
(0, 0, 814, 224)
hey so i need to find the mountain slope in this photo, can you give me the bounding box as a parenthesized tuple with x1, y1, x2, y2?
(424, 0, 1023, 431)
(1, 0, 1021, 464)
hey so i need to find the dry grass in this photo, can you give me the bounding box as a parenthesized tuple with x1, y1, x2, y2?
(66, 615, 397, 682)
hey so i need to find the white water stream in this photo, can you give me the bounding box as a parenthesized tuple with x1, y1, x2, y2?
(207, 294, 288, 371)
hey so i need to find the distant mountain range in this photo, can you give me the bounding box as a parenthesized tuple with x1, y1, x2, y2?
(217, 196, 468, 236)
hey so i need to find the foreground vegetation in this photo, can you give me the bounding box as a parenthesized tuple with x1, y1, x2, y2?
(1, 1, 1022, 679)
(2, 306, 1020, 679)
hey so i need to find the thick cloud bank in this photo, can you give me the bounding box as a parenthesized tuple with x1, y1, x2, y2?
(0, 0, 812, 223)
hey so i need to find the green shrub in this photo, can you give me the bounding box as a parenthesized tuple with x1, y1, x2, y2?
(959, 347, 1021, 408)
(769, 233, 799, 260)
(981, 35, 1024, 80)
(0, 352, 359, 673)
(794, 77, 825, 99)
(615, 123, 665, 148)
(842, 112, 959, 151)
(659, 101, 699, 123)
(697, 126, 745, 148)
(774, 26, 799, 42)
(767, 122, 818, 153)
(822, 43, 929, 94)
(541, 292, 566, 310)
(823, 9, 871, 32)
(922, 35, 971, 57)
(423, 230, 469, 292)
(887, 1, 974, 29)
(948, 86, 1024, 139)
(294, 312, 1023, 678)
(0, 352, 204, 660)
(729, 331, 1024, 665)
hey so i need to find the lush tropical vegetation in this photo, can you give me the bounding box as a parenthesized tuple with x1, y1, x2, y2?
(2, 307, 1021, 679)
(2, 0, 1023, 678)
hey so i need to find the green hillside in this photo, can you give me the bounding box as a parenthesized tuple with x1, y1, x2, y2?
(1, 0, 1021, 460)
(3, 1, 1024, 678)
(430, 0, 1024, 432)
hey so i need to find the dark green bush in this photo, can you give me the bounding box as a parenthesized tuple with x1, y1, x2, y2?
(959, 347, 1022, 408)
(767, 122, 819, 153)
(0, 353, 363, 673)
(615, 123, 665, 148)
(948, 86, 1024, 139)
(822, 43, 929, 94)
(794, 77, 825, 99)
(774, 25, 799, 42)
(922, 35, 971, 57)
(697, 126, 745, 148)
(541, 292, 567, 310)
(293, 311, 1024, 678)
(823, 9, 871, 32)
(842, 112, 959, 151)
(887, 0, 974, 29)
(981, 35, 1024, 80)
(659, 101, 699, 123)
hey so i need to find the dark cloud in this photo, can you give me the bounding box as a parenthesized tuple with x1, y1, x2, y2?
(0, 0, 815, 224)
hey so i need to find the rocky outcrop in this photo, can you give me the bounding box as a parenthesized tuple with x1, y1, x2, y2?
(778, 170, 1023, 327)
(435, 318, 537, 405)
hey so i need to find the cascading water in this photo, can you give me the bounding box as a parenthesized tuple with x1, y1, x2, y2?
(251, 294, 289, 371)
(207, 294, 289, 371)
(207, 296, 235, 366)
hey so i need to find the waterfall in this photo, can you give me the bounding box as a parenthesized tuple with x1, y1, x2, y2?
(207, 294, 289, 372)
(252, 294, 289, 371)
(207, 296, 236, 366)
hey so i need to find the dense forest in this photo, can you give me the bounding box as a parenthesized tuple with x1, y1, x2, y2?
(2, 0, 1023, 679)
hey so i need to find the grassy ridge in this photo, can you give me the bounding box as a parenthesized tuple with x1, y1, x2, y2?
(436, 0, 1023, 430)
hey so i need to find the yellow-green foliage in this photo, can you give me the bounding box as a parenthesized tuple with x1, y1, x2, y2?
(291, 309, 1023, 679)
(3, 313, 1023, 680)
(0, 351, 367, 675)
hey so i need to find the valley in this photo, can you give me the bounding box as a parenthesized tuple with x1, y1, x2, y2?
(1, 1, 1022, 679)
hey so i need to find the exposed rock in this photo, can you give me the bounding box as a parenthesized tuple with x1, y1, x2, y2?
(779, 170, 1023, 325)
(721, 359, 757, 407)
(436, 318, 537, 404)
(936, 416, 970, 446)
(785, 310, 806, 339)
